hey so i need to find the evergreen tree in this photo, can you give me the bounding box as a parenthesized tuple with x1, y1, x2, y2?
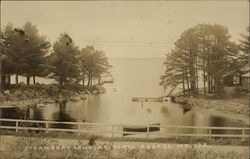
(21, 22, 51, 85)
(239, 26, 250, 65)
(49, 33, 80, 86)
(161, 23, 239, 98)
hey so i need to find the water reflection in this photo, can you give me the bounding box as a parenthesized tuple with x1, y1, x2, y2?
(0, 58, 247, 135)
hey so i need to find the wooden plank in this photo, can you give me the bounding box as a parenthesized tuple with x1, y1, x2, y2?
(1, 126, 249, 138)
(0, 126, 46, 131)
(0, 118, 113, 126)
(1, 118, 250, 139)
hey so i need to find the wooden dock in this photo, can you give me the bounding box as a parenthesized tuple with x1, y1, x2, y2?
(132, 97, 165, 102)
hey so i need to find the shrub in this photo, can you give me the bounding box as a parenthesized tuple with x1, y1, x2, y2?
(0, 94, 6, 102)
(233, 86, 248, 97)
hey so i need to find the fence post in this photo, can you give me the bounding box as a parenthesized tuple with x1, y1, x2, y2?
(209, 129, 212, 141)
(78, 124, 81, 136)
(241, 129, 245, 141)
(147, 126, 149, 138)
(112, 125, 114, 137)
(45, 122, 48, 133)
(175, 128, 178, 140)
(16, 121, 18, 132)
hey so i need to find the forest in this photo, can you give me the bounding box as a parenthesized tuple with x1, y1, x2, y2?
(0, 22, 111, 90)
(160, 24, 249, 98)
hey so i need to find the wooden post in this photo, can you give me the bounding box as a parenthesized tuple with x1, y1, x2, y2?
(121, 125, 123, 137)
(112, 125, 114, 137)
(209, 129, 212, 141)
(147, 126, 149, 138)
(175, 128, 178, 140)
(141, 101, 144, 108)
(16, 121, 18, 132)
(78, 124, 81, 136)
(45, 122, 49, 133)
(242, 129, 245, 141)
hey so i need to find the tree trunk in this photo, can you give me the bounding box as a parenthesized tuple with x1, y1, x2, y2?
(203, 69, 206, 96)
(87, 75, 91, 86)
(1, 75, 6, 89)
(59, 77, 63, 88)
(7, 74, 11, 87)
(90, 75, 93, 86)
(26, 76, 30, 86)
(182, 74, 186, 95)
(208, 75, 211, 93)
(98, 76, 101, 84)
(185, 70, 190, 94)
(82, 78, 85, 87)
(15, 74, 19, 85)
(214, 78, 218, 98)
(211, 77, 215, 93)
(195, 58, 199, 94)
(33, 76, 36, 85)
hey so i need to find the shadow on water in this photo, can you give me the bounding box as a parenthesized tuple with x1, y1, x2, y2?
(159, 104, 246, 135)
(0, 59, 247, 136)
(50, 101, 77, 129)
(209, 115, 244, 135)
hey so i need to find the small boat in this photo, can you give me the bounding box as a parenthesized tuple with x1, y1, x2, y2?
(80, 96, 87, 100)
(102, 77, 114, 83)
(183, 104, 192, 113)
(122, 123, 160, 136)
(92, 90, 99, 94)
(70, 97, 80, 102)
(37, 103, 45, 108)
(132, 98, 140, 102)
(44, 99, 55, 104)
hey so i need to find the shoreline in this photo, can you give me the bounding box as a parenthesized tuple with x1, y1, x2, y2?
(0, 84, 107, 108)
(172, 96, 249, 115)
(171, 96, 249, 125)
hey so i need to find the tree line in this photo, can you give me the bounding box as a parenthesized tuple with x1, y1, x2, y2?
(160, 24, 249, 98)
(0, 22, 111, 89)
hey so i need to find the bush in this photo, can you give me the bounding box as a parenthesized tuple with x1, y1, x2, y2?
(233, 86, 248, 97)
(44, 84, 60, 97)
(0, 94, 6, 102)
(64, 82, 83, 92)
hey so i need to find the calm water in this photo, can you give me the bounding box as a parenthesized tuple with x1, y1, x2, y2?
(0, 58, 246, 134)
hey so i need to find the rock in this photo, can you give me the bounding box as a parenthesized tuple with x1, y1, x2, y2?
(0, 94, 6, 102)
(80, 96, 87, 100)
(4, 90, 10, 94)
(18, 82, 26, 88)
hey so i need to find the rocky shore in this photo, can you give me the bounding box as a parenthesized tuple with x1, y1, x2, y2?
(0, 83, 107, 107)
(171, 96, 249, 115)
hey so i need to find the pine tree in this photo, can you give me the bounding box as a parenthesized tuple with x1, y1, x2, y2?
(49, 33, 80, 86)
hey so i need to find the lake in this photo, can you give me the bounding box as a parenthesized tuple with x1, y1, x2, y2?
(0, 58, 246, 134)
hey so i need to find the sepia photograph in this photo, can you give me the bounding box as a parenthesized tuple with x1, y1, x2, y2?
(0, 0, 249, 158)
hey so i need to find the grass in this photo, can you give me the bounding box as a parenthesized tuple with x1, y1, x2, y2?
(0, 129, 249, 146)
(1, 135, 249, 159)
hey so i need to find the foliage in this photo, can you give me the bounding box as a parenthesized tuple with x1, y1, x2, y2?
(1, 22, 111, 90)
(161, 24, 240, 98)
(239, 26, 250, 65)
(48, 33, 80, 86)
(0, 22, 50, 86)
(79, 45, 111, 86)
(233, 86, 248, 97)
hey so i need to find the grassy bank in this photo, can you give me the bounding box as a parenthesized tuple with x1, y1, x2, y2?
(1, 134, 248, 159)
(172, 95, 249, 116)
(0, 130, 249, 146)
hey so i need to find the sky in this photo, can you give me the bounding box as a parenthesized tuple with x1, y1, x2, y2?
(1, 0, 249, 58)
